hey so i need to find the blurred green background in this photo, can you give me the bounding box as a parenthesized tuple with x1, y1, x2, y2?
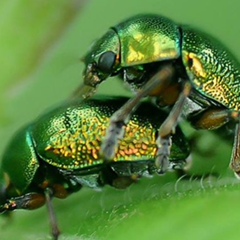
(0, 0, 240, 239)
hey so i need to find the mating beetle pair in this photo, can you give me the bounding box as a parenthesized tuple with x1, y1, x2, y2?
(79, 14, 240, 175)
(1, 13, 240, 239)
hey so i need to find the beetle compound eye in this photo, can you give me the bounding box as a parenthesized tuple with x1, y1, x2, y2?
(98, 51, 117, 73)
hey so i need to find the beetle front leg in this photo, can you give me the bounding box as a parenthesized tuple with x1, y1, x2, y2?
(156, 82, 191, 173)
(0, 190, 60, 240)
(101, 65, 175, 160)
(0, 192, 46, 213)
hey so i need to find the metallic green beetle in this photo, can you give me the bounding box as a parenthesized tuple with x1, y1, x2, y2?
(78, 14, 240, 175)
(0, 97, 190, 240)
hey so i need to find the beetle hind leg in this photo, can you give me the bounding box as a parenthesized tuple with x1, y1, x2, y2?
(186, 106, 240, 176)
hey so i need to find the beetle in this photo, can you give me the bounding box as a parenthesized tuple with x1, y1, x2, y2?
(0, 96, 190, 240)
(77, 14, 240, 175)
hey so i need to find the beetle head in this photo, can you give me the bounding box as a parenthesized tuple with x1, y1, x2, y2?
(80, 29, 121, 98)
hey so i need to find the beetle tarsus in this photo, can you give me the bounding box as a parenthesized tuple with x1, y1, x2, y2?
(156, 136, 172, 174)
(101, 119, 127, 160)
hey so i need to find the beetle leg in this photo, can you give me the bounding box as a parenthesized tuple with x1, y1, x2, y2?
(156, 82, 191, 173)
(187, 108, 231, 130)
(45, 188, 60, 240)
(0, 193, 46, 213)
(187, 107, 240, 176)
(230, 123, 240, 176)
(101, 65, 175, 160)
